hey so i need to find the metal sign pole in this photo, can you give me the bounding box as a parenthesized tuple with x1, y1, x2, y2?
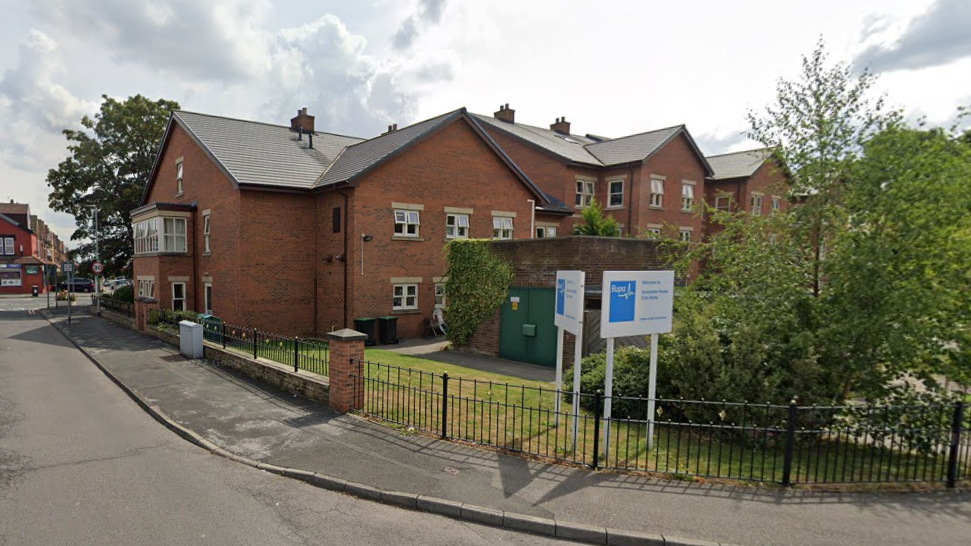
(94, 208, 100, 317)
(647, 333, 659, 450)
(67, 267, 73, 325)
(572, 314, 583, 452)
(555, 326, 564, 417)
(602, 336, 615, 464)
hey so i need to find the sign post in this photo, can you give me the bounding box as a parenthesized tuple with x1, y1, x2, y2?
(554, 270, 584, 451)
(599, 270, 674, 457)
(63, 262, 74, 324)
(92, 261, 104, 316)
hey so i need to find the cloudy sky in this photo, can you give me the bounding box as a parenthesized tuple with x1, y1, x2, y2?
(0, 0, 968, 244)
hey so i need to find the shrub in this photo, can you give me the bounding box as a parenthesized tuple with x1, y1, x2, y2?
(111, 284, 134, 302)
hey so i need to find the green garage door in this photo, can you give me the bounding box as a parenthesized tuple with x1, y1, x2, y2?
(499, 287, 557, 367)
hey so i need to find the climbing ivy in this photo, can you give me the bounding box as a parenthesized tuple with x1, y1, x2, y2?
(444, 239, 514, 347)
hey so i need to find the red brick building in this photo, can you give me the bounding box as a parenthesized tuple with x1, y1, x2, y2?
(0, 202, 57, 294)
(474, 105, 714, 247)
(704, 147, 789, 230)
(133, 108, 570, 339)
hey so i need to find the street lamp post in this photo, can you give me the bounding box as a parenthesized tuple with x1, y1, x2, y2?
(87, 205, 101, 316)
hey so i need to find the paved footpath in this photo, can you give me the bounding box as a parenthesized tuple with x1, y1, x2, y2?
(46, 310, 971, 546)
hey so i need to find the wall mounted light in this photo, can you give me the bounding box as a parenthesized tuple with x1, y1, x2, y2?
(362, 234, 374, 242)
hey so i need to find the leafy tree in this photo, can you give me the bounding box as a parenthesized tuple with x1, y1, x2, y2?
(48, 94, 180, 276)
(573, 198, 620, 237)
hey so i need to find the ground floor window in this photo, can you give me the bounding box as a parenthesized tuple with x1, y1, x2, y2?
(393, 284, 418, 310)
(138, 280, 154, 298)
(434, 283, 446, 308)
(536, 226, 557, 238)
(204, 282, 213, 314)
(172, 282, 186, 312)
(0, 266, 22, 286)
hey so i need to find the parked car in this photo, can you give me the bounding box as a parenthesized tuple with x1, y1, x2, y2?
(59, 278, 95, 293)
(103, 278, 129, 293)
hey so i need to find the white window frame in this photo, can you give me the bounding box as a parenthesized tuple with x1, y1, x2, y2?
(650, 178, 664, 208)
(204, 282, 213, 314)
(138, 280, 154, 298)
(176, 161, 184, 195)
(434, 283, 446, 309)
(714, 195, 732, 212)
(2, 237, 13, 255)
(645, 225, 662, 238)
(608, 180, 624, 208)
(393, 284, 418, 311)
(575, 180, 595, 208)
(492, 217, 513, 240)
(445, 213, 469, 239)
(133, 218, 159, 254)
(162, 217, 187, 252)
(203, 214, 211, 253)
(679, 229, 692, 243)
(771, 196, 781, 213)
(682, 183, 695, 211)
(171, 282, 186, 312)
(394, 209, 420, 237)
(536, 225, 558, 238)
(751, 193, 764, 216)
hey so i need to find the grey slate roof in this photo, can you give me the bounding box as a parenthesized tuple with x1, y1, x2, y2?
(471, 114, 604, 166)
(584, 126, 683, 166)
(706, 148, 773, 180)
(317, 110, 461, 187)
(174, 111, 364, 190)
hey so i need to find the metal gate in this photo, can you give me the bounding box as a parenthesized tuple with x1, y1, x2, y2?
(498, 287, 557, 367)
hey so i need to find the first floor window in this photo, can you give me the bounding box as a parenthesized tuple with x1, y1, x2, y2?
(576, 180, 595, 208)
(536, 226, 557, 238)
(176, 162, 184, 195)
(172, 282, 186, 312)
(162, 217, 187, 252)
(751, 194, 764, 216)
(138, 280, 154, 298)
(133, 218, 159, 254)
(394, 210, 420, 237)
(608, 180, 624, 207)
(679, 229, 692, 243)
(650, 178, 664, 208)
(434, 283, 446, 308)
(682, 184, 695, 211)
(493, 217, 513, 240)
(203, 214, 211, 253)
(446, 214, 469, 239)
(2, 237, 13, 255)
(646, 227, 662, 238)
(714, 195, 732, 212)
(204, 282, 213, 314)
(393, 284, 418, 310)
(771, 196, 781, 212)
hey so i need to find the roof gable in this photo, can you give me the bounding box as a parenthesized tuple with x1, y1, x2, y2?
(706, 148, 775, 180)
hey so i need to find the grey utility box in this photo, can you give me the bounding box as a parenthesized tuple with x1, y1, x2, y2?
(179, 320, 204, 359)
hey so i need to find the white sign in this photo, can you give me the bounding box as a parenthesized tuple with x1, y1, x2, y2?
(554, 270, 584, 335)
(62, 262, 74, 274)
(600, 270, 674, 338)
(92, 262, 104, 274)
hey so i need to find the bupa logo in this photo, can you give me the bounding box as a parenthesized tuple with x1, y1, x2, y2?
(556, 279, 566, 316)
(609, 281, 636, 323)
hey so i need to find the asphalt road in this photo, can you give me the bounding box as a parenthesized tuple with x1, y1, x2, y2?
(0, 293, 91, 312)
(0, 309, 573, 546)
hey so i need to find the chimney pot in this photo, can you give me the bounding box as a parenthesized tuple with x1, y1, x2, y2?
(290, 107, 315, 134)
(494, 103, 516, 123)
(551, 116, 571, 134)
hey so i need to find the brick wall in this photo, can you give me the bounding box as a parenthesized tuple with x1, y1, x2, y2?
(635, 133, 708, 242)
(467, 236, 665, 358)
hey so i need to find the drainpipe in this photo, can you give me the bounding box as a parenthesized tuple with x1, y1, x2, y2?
(527, 199, 535, 238)
(343, 192, 349, 329)
(628, 164, 635, 234)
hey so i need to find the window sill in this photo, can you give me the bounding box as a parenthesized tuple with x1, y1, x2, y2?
(133, 252, 190, 258)
(681, 209, 694, 213)
(392, 236, 424, 242)
(605, 206, 624, 210)
(390, 309, 421, 315)
(649, 205, 663, 210)
(444, 237, 469, 242)
(175, 192, 184, 198)
(203, 252, 211, 256)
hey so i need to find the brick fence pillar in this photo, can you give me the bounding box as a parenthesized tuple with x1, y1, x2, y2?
(326, 328, 367, 413)
(134, 297, 158, 332)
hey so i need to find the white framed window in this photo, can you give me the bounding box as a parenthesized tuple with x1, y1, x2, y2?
(2, 237, 13, 255)
(714, 195, 732, 212)
(162, 217, 187, 252)
(493, 217, 513, 240)
(394, 210, 420, 237)
(203, 214, 211, 253)
(138, 280, 154, 298)
(650, 178, 664, 208)
(393, 284, 418, 310)
(750, 194, 764, 216)
(679, 229, 692, 243)
(176, 161, 184, 195)
(682, 183, 695, 211)
(133, 218, 159, 254)
(771, 196, 781, 213)
(204, 282, 213, 314)
(536, 226, 557, 238)
(171, 282, 186, 312)
(434, 283, 446, 308)
(608, 180, 624, 207)
(575, 180, 595, 208)
(445, 214, 469, 239)
(645, 226, 662, 238)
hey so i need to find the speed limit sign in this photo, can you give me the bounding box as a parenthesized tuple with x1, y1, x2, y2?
(92, 262, 104, 274)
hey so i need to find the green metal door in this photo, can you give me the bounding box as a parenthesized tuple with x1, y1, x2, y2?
(499, 287, 557, 367)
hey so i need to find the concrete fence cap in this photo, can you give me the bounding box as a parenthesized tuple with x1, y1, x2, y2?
(326, 328, 368, 342)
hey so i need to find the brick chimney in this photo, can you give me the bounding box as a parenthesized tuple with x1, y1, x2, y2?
(382, 123, 398, 135)
(550, 117, 571, 135)
(290, 107, 315, 134)
(494, 103, 515, 123)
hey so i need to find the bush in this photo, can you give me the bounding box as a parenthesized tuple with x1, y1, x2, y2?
(148, 308, 198, 327)
(111, 284, 134, 302)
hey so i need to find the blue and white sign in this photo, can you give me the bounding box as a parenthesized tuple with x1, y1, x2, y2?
(600, 270, 675, 338)
(553, 270, 584, 335)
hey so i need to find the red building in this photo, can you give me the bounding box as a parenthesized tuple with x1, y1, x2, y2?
(133, 108, 570, 339)
(704, 147, 789, 226)
(0, 204, 54, 295)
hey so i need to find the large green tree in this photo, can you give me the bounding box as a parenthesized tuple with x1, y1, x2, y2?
(48, 94, 179, 276)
